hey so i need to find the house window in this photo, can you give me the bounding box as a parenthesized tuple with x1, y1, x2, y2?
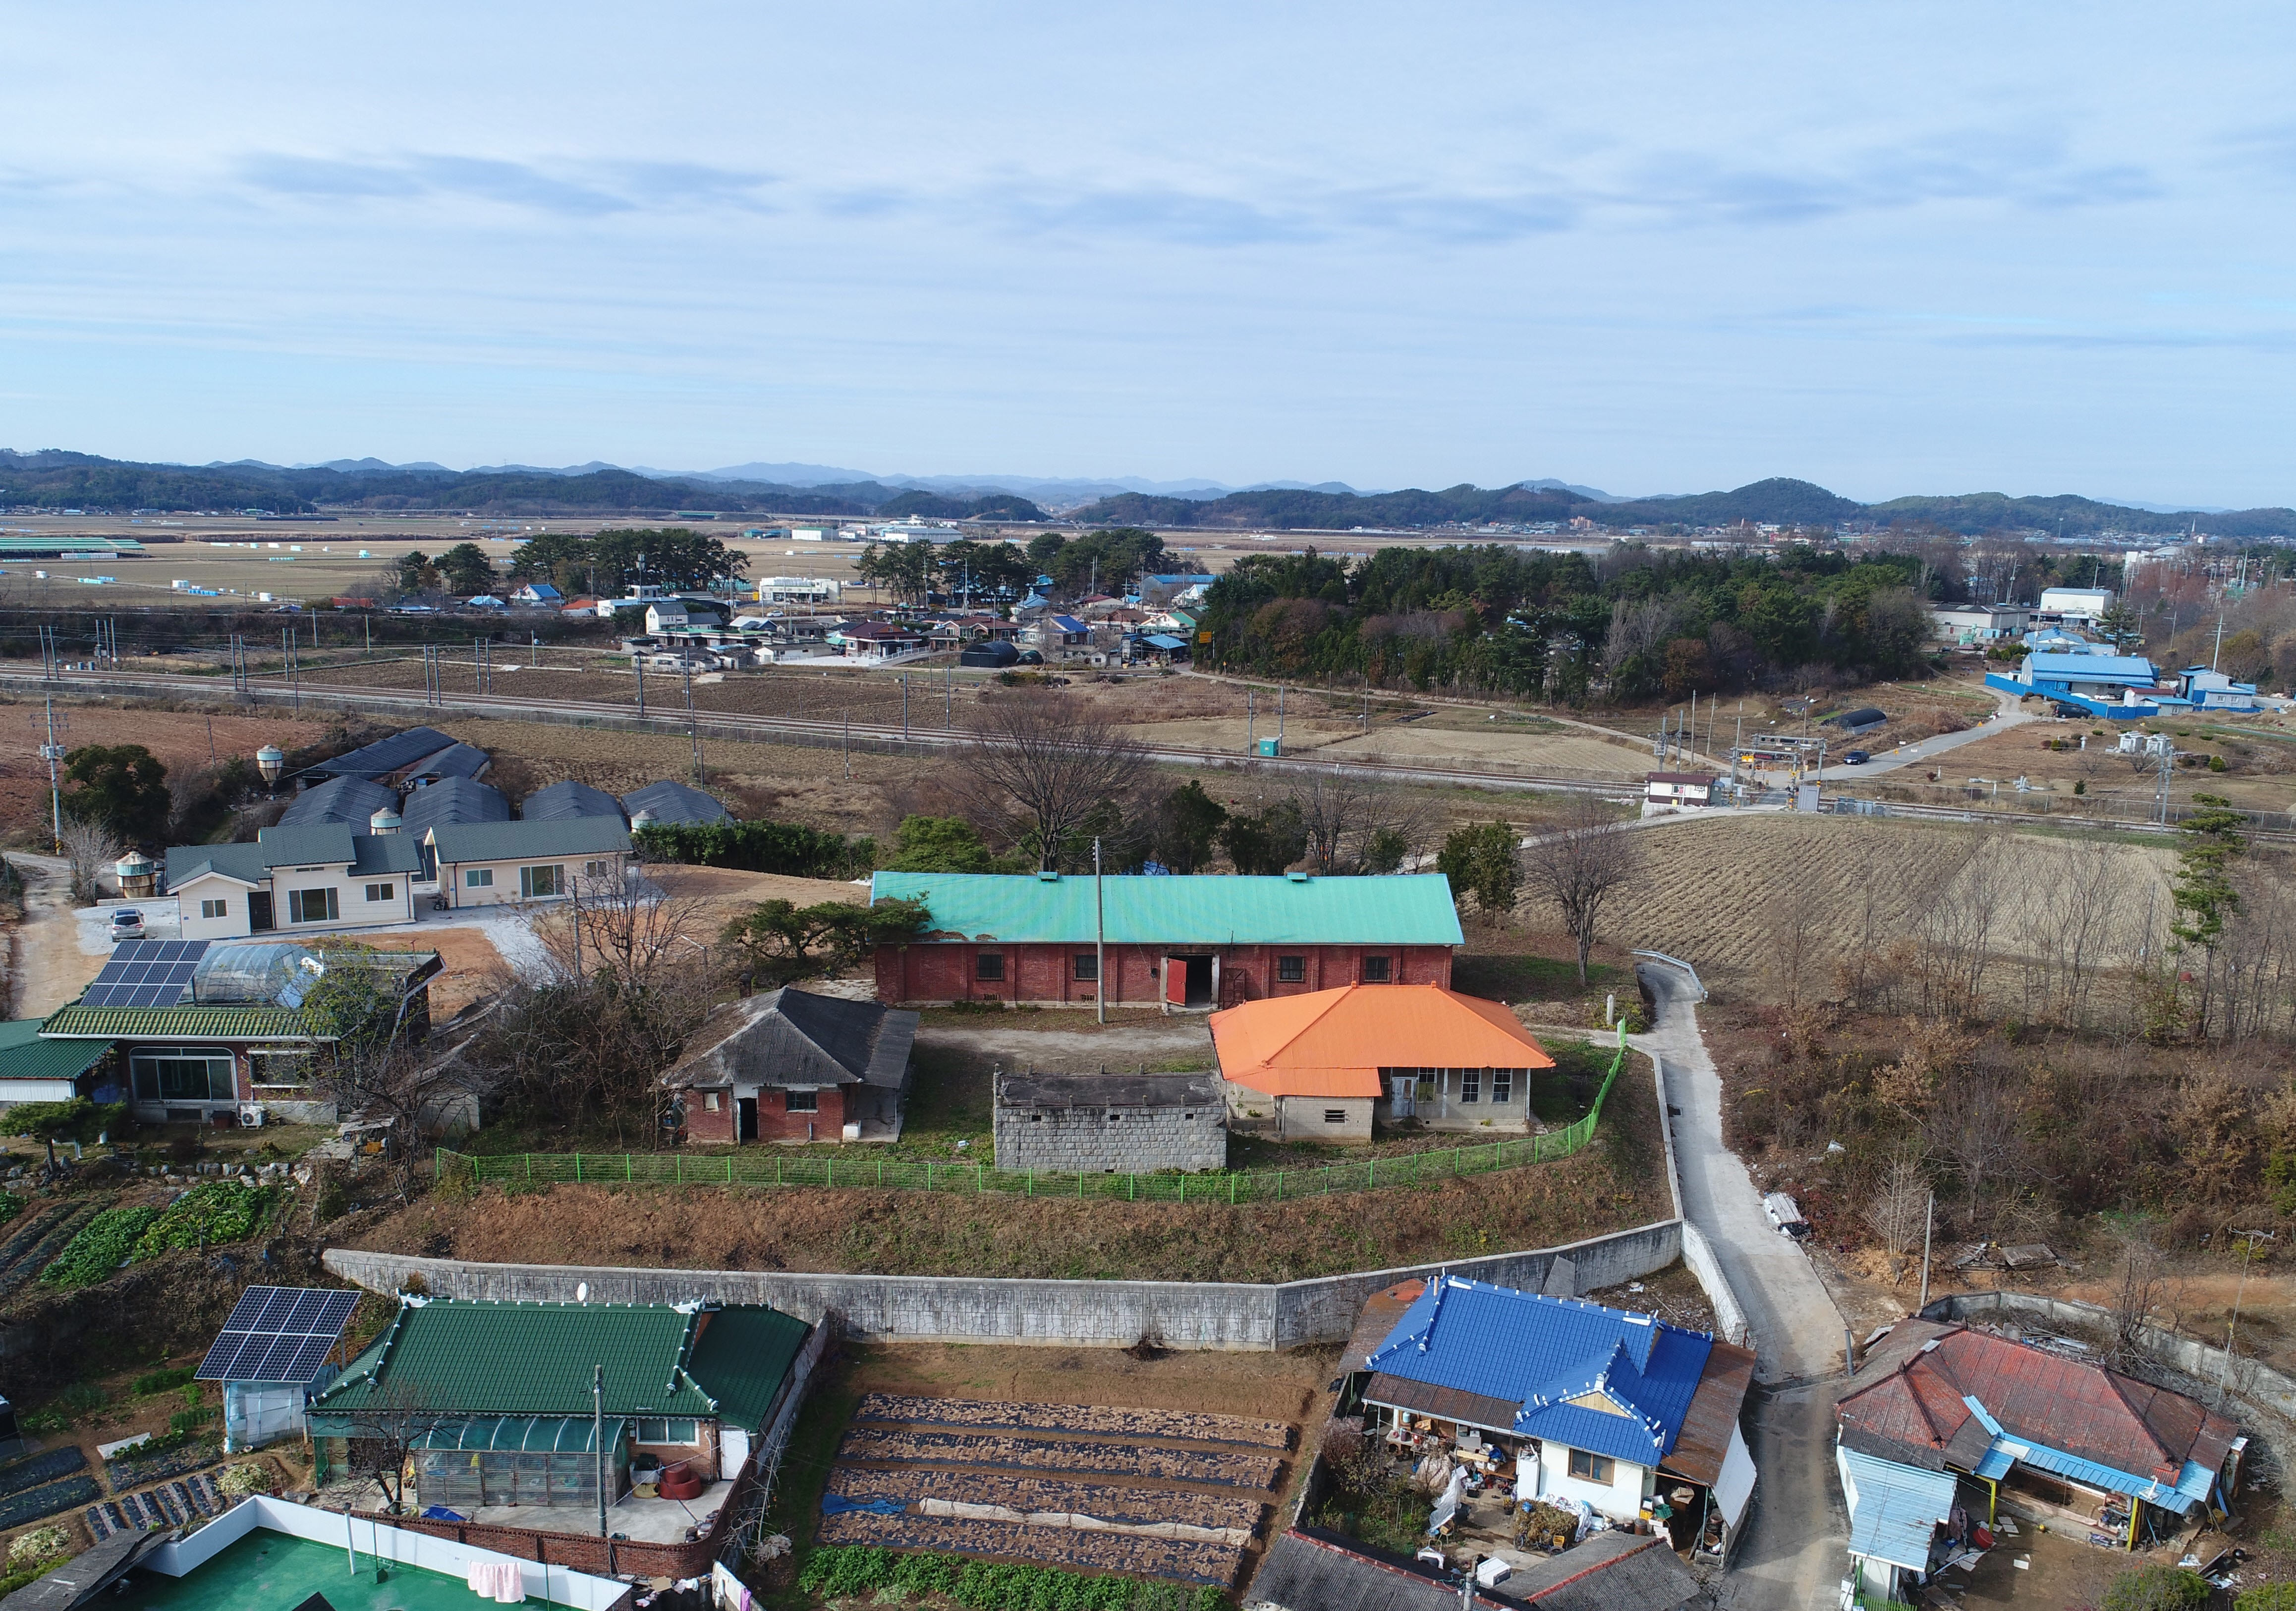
(200, 899, 228, 920)
(1492, 1070, 1512, 1104)
(1324, 1109, 1347, 1125)
(1072, 953, 1098, 981)
(520, 864, 565, 898)
(465, 868, 495, 889)
(129, 1049, 235, 1104)
(1567, 1449, 1615, 1485)
(1278, 956, 1306, 982)
(364, 883, 395, 903)
(287, 888, 338, 924)
(785, 1090, 819, 1112)
(1361, 956, 1390, 982)
(976, 953, 1005, 981)
(705, 1093, 721, 1111)
(633, 1419, 698, 1445)
(583, 860, 612, 879)
(1460, 1071, 1480, 1103)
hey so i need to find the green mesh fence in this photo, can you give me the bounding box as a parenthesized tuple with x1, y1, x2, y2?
(437, 1035, 1629, 1207)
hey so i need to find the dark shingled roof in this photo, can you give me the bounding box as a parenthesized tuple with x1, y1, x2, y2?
(400, 775, 510, 833)
(996, 1071, 1222, 1110)
(622, 779, 732, 825)
(1502, 1527, 1703, 1609)
(1247, 1528, 1500, 1611)
(521, 779, 626, 822)
(279, 774, 396, 827)
(664, 986, 919, 1093)
(290, 725, 455, 784)
(401, 741, 491, 783)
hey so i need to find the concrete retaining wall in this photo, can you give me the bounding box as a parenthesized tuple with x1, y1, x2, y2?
(1921, 1289, 2296, 1424)
(324, 1219, 1684, 1353)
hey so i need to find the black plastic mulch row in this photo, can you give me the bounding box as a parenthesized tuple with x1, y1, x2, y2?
(0, 1445, 86, 1501)
(0, 1474, 101, 1531)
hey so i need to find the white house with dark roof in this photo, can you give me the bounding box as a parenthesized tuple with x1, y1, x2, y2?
(429, 818, 633, 909)
(166, 823, 422, 940)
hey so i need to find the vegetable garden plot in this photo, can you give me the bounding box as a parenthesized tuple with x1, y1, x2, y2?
(814, 1509, 1245, 1587)
(825, 1467, 1266, 1533)
(853, 1394, 1290, 1450)
(0, 1475, 101, 1532)
(835, 1429, 1281, 1489)
(0, 1446, 86, 1500)
(0, 1204, 93, 1296)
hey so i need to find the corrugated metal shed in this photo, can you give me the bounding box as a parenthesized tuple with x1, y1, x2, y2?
(1839, 1445, 1955, 1573)
(402, 742, 490, 783)
(869, 871, 1465, 947)
(399, 776, 509, 833)
(1363, 1277, 1712, 1469)
(1661, 1339, 1756, 1486)
(2025, 652, 2157, 684)
(291, 726, 455, 784)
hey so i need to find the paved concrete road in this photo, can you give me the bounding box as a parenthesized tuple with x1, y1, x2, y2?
(1634, 962, 1848, 1611)
(1816, 683, 2033, 781)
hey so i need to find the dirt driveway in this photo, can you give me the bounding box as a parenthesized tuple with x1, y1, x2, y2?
(7, 853, 105, 1019)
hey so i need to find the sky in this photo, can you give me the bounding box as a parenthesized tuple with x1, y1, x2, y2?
(3, 2, 2294, 505)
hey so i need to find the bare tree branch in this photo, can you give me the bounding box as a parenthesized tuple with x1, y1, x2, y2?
(1520, 796, 1641, 985)
(964, 691, 1148, 870)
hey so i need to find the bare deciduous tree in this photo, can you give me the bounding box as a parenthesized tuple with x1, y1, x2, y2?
(965, 691, 1148, 870)
(1865, 1151, 1932, 1285)
(1909, 830, 2006, 1017)
(1520, 796, 1642, 985)
(1764, 873, 1828, 1009)
(1286, 771, 1431, 876)
(1922, 1070, 2025, 1232)
(56, 819, 121, 907)
(325, 1379, 455, 1514)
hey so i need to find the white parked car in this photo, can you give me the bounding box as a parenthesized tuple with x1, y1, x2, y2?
(108, 908, 145, 942)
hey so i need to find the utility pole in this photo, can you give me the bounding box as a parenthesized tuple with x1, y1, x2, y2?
(1094, 836, 1106, 1025)
(2213, 608, 2226, 672)
(39, 697, 65, 853)
(1730, 709, 1744, 803)
(634, 643, 646, 720)
(945, 663, 952, 729)
(1277, 684, 1285, 750)
(683, 657, 702, 784)
(901, 673, 909, 739)
(593, 1364, 607, 1540)
(1247, 688, 1255, 753)
(2220, 1230, 2276, 1407)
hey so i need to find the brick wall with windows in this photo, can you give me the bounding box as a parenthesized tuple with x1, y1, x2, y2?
(876, 941, 1448, 1007)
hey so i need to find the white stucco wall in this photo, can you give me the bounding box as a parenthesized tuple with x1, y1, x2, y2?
(445, 853, 627, 909)
(174, 875, 260, 939)
(272, 865, 413, 931)
(1535, 1440, 1649, 1519)
(1276, 1095, 1372, 1142)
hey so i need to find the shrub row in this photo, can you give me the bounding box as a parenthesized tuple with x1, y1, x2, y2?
(797, 1546, 1225, 1611)
(632, 819, 876, 879)
(134, 1181, 275, 1258)
(40, 1207, 161, 1287)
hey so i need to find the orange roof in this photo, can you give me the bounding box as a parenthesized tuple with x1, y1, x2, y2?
(1210, 984, 1553, 1099)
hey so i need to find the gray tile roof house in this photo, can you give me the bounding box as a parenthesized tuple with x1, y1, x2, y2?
(166, 824, 423, 887)
(664, 986, 919, 1126)
(428, 818, 634, 865)
(398, 775, 509, 833)
(520, 780, 625, 822)
(622, 779, 731, 826)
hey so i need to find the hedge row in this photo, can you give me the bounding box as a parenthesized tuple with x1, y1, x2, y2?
(798, 1546, 1224, 1611)
(632, 819, 876, 879)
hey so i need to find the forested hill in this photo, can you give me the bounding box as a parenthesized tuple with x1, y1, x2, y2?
(1072, 474, 2294, 536)
(0, 451, 1043, 520)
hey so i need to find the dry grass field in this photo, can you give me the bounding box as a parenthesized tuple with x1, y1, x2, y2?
(1583, 810, 2175, 999)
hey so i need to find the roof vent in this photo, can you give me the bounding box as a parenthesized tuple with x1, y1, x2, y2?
(368, 806, 401, 835)
(1286, 869, 1309, 882)
(1037, 870, 1061, 882)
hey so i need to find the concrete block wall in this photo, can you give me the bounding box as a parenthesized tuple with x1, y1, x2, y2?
(324, 1218, 1684, 1353)
(994, 1102, 1225, 1174)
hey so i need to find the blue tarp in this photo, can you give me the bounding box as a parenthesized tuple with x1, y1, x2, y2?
(821, 1495, 907, 1516)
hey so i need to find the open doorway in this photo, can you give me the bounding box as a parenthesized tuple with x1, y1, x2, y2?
(737, 1097, 758, 1142)
(1165, 955, 1214, 1009)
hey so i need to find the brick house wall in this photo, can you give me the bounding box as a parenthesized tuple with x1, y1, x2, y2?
(680, 1084, 848, 1144)
(875, 941, 1453, 1008)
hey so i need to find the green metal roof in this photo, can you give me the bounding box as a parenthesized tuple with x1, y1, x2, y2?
(869, 871, 1465, 947)
(40, 1003, 309, 1040)
(687, 1306, 811, 1430)
(311, 1299, 805, 1430)
(430, 818, 633, 863)
(0, 1019, 110, 1082)
(167, 828, 420, 885)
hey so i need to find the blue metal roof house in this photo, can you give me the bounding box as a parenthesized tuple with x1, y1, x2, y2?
(1987, 651, 2175, 720)
(1352, 1277, 1758, 1543)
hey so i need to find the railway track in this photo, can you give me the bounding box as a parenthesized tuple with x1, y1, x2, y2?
(8, 667, 2282, 843)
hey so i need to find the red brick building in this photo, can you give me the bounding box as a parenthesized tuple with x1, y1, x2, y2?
(869, 871, 1464, 1010)
(664, 986, 917, 1143)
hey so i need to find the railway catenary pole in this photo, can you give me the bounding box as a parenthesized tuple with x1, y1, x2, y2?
(1094, 835, 1106, 1025)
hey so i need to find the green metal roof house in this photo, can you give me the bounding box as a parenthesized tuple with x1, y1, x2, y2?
(869, 871, 1464, 1010)
(0, 1019, 114, 1106)
(309, 1298, 813, 1532)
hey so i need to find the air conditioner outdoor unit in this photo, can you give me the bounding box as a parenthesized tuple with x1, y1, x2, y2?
(237, 1104, 266, 1128)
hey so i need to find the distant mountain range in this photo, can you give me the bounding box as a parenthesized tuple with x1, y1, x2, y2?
(0, 450, 2282, 537)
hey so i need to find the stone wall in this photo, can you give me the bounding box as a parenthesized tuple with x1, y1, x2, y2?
(994, 1098, 1226, 1173)
(323, 1219, 1684, 1353)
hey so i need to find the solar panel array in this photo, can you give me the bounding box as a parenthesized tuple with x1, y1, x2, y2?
(78, 939, 210, 1008)
(196, 1286, 361, 1383)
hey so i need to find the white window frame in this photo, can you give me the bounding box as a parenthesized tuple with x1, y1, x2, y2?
(287, 887, 339, 924)
(520, 863, 565, 899)
(364, 882, 395, 903)
(200, 898, 228, 920)
(465, 868, 494, 889)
